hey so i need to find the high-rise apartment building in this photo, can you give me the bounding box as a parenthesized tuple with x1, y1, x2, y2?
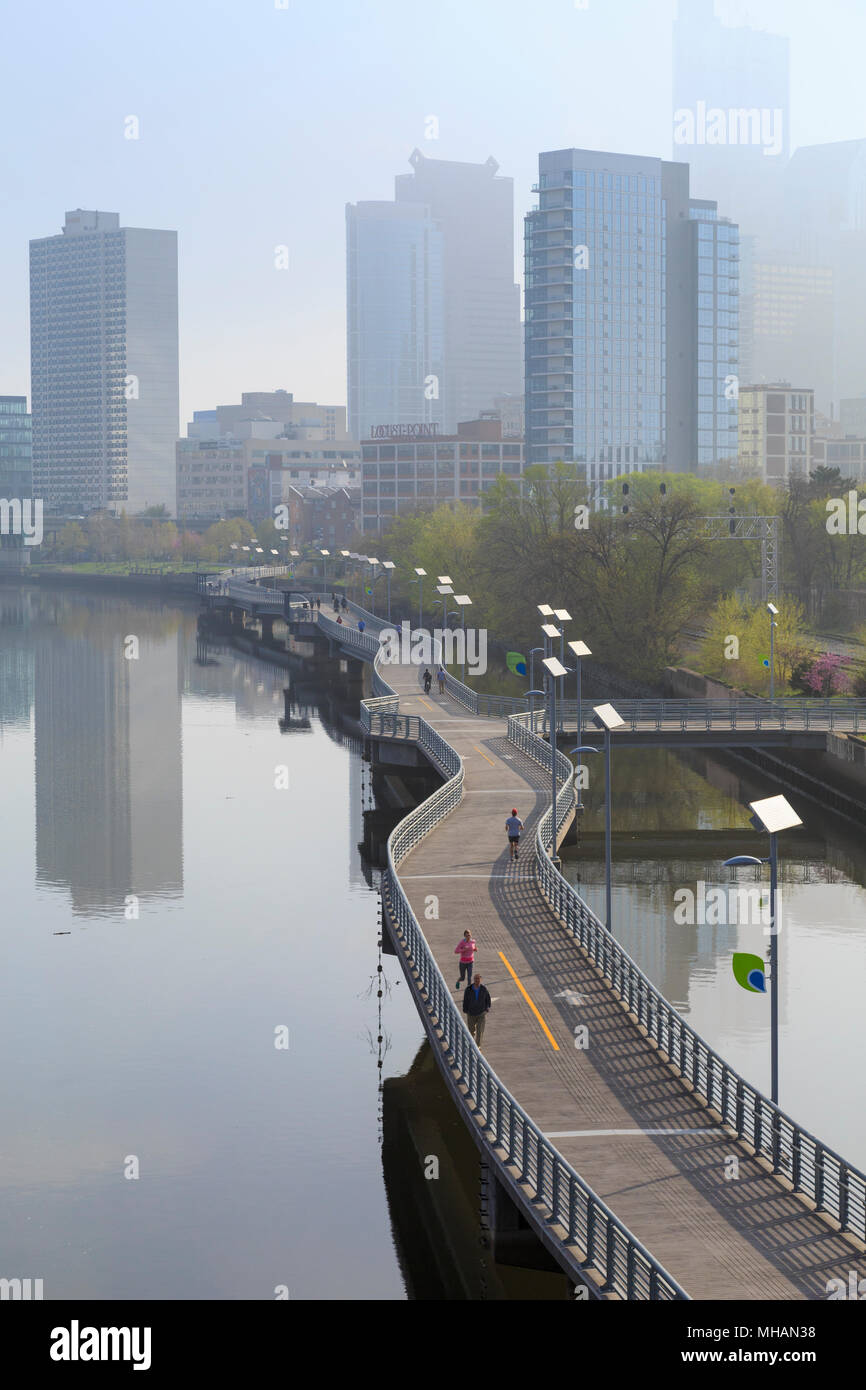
(29, 210, 179, 515)
(0, 396, 34, 569)
(525, 148, 739, 489)
(347, 151, 522, 441)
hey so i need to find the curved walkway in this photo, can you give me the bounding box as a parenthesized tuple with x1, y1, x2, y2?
(376, 649, 863, 1300)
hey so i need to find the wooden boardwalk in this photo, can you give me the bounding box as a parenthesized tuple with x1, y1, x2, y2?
(378, 658, 864, 1300)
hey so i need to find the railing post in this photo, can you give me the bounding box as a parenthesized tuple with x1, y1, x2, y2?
(627, 1241, 637, 1299)
(815, 1147, 825, 1212)
(735, 1078, 745, 1136)
(791, 1128, 801, 1192)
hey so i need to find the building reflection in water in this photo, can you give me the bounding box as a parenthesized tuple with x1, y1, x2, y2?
(25, 591, 185, 915)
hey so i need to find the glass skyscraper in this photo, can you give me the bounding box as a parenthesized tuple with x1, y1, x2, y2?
(29, 210, 179, 516)
(0, 395, 33, 569)
(347, 151, 522, 442)
(346, 200, 445, 441)
(688, 203, 740, 470)
(525, 148, 739, 487)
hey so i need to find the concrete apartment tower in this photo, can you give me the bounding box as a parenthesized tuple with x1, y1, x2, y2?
(29, 210, 179, 515)
(347, 151, 522, 440)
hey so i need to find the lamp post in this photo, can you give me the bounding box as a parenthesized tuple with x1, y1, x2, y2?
(724, 793, 801, 1106)
(454, 594, 472, 684)
(542, 655, 569, 868)
(568, 640, 591, 747)
(541, 623, 561, 734)
(319, 548, 330, 587)
(433, 597, 459, 669)
(382, 560, 396, 622)
(367, 557, 380, 615)
(767, 602, 779, 701)
(411, 567, 427, 632)
(592, 703, 625, 933)
(528, 647, 545, 729)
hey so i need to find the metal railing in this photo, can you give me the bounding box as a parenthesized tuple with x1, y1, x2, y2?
(360, 643, 687, 1300)
(508, 708, 866, 1245)
(328, 604, 866, 1269)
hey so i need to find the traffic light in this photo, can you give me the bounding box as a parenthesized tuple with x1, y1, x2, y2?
(622, 481, 629, 515)
(659, 482, 667, 496)
(728, 487, 736, 535)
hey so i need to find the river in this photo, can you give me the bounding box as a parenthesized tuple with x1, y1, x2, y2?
(1, 586, 863, 1300)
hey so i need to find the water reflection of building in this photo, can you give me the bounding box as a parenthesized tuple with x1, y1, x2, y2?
(33, 595, 183, 914)
(0, 591, 35, 730)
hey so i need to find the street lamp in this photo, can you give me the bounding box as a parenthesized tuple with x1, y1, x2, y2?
(411, 567, 427, 631)
(542, 655, 569, 868)
(528, 647, 545, 729)
(382, 560, 396, 622)
(541, 623, 561, 732)
(724, 793, 802, 1106)
(592, 702, 625, 933)
(367, 557, 380, 614)
(320, 548, 330, 586)
(438, 574, 453, 586)
(433, 597, 459, 667)
(568, 640, 592, 747)
(454, 594, 472, 684)
(767, 603, 779, 701)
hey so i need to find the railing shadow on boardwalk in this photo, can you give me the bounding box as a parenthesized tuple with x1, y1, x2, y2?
(484, 741, 858, 1300)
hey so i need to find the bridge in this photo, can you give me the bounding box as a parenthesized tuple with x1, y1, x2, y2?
(202, 580, 866, 1299)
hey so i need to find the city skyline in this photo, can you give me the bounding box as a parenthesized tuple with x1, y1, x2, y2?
(2, 0, 865, 429)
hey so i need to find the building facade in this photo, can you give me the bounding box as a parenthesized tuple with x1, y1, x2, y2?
(525, 148, 739, 491)
(29, 210, 179, 515)
(176, 439, 247, 522)
(347, 151, 522, 441)
(0, 396, 34, 569)
(189, 390, 348, 442)
(738, 383, 814, 485)
(672, 0, 789, 245)
(360, 418, 524, 533)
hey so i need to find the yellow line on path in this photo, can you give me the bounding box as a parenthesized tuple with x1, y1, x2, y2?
(418, 696, 435, 711)
(473, 744, 497, 767)
(498, 951, 560, 1051)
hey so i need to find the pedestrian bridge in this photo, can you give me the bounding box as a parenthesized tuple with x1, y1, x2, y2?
(311, 597, 866, 1301)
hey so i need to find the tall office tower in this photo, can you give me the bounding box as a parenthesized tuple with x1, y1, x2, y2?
(0, 396, 34, 569)
(346, 200, 444, 441)
(29, 210, 179, 515)
(672, 1, 789, 249)
(347, 151, 522, 440)
(780, 141, 866, 408)
(525, 149, 739, 488)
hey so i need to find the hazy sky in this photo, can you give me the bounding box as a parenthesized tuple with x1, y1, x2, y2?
(3, 0, 864, 427)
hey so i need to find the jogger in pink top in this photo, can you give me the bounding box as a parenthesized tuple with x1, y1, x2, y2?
(454, 930, 477, 990)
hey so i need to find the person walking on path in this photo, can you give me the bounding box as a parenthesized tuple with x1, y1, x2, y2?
(505, 808, 524, 861)
(463, 975, 492, 1048)
(422, 668, 432, 694)
(454, 930, 477, 990)
(437, 666, 446, 694)
(316, 597, 321, 612)
(358, 619, 366, 633)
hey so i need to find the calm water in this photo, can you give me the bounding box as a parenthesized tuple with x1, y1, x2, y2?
(1, 587, 864, 1300)
(0, 587, 429, 1300)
